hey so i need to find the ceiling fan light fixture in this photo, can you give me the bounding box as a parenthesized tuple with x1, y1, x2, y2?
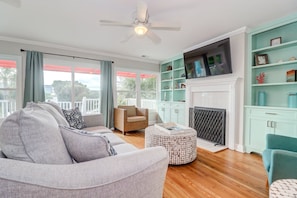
(134, 24, 148, 35)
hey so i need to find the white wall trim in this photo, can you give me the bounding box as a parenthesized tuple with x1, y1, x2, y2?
(0, 35, 159, 64)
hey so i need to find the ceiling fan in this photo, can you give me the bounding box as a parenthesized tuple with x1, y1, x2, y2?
(0, 0, 21, 7)
(99, 1, 181, 43)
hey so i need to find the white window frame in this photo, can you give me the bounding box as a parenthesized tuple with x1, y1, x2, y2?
(0, 54, 22, 113)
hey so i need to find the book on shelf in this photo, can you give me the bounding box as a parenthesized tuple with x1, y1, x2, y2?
(154, 122, 191, 135)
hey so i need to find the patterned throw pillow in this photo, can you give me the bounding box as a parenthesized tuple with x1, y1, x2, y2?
(59, 126, 117, 162)
(62, 107, 86, 129)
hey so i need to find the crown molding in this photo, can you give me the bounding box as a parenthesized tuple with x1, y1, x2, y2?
(0, 35, 159, 64)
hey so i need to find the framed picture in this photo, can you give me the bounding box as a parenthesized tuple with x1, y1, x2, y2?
(255, 54, 268, 65)
(270, 37, 282, 46)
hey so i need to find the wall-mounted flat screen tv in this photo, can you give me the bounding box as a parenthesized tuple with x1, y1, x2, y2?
(183, 38, 232, 79)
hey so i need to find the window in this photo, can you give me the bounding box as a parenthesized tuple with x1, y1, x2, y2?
(0, 55, 21, 119)
(44, 58, 100, 115)
(115, 70, 158, 124)
(116, 71, 136, 106)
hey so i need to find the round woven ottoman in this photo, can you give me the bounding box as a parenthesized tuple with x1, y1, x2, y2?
(270, 179, 297, 198)
(145, 125, 197, 165)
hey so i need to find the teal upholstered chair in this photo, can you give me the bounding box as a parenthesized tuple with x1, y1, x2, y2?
(262, 134, 297, 185)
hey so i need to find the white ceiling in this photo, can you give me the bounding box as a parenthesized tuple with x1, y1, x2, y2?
(1, 0, 297, 62)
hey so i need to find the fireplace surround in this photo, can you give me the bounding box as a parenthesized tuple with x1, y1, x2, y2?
(186, 76, 240, 150)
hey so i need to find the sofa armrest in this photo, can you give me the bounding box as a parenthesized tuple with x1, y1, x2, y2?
(269, 150, 297, 184)
(83, 114, 104, 127)
(266, 134, 297, 152)
(0, 146, 169, 197)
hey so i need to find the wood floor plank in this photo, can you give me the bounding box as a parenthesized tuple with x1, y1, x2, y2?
(114, 130, 269, 198)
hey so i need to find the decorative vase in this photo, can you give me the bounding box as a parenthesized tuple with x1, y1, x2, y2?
(258, 91, 266, 106)
(288, 92, 297, 108)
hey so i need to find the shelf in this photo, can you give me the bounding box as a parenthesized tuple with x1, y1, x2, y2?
(161, 70, 172, 74)
(173, 88, 186, 91)
(173, 77, 185, 81)
(252, 82, 297, 87)
(161, 89, 172, 91)
(173, 67, 184, 71)
(252, 60, 297, 69)
(252, 40, 297, 53)
(161, 79, 172, 82)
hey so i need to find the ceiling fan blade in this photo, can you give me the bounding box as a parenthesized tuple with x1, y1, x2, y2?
(0, 0, 21, 7)
(150, 23, 181, 31)
(99, 20, 133, 27)
(121, 34, 135, 43)
(146, 30, 161, 44)
(137, 0, 148, 22)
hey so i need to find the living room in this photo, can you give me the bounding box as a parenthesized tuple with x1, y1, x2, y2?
(1, 0, 297, 197)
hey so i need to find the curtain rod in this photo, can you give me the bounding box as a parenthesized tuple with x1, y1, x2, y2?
(20, 49, 114, 64)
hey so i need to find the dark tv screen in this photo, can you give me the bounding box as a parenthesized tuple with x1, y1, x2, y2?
(183, 38, 232, 79)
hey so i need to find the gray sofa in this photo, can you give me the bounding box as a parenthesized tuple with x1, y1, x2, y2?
(0, 103, 169, 198)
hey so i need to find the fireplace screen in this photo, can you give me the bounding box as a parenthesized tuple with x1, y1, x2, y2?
(189, 107, 226, 145)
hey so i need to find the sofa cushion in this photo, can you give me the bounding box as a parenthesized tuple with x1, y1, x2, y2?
(27, 102, 69, 126)
(113, 143, 138, 154)
(59, 126, 117, 162)
(0, 107, 73, 164)
(62, 107, 86, 129)
(118, 105, 136, 117)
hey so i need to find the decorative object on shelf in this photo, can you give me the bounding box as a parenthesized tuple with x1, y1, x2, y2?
(166, 65, 172, 71)
(181, 83, 186, 88)
(289, 56, 297, 61)
(270, 37, 282, 46)
(256, 72, 265, 84)
(181, 73, 185, 77)
(258, 91, 266, 106)
(255, 54, 269, 65)
(286, 70, 297, 82)
(288, 92, 297, 108)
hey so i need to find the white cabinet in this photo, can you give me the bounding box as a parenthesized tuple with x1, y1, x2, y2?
(158, 102, 185, 125)
(245, 107, 297, 153)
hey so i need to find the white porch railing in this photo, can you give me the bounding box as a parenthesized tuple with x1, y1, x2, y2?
(0, 97, 101, 119)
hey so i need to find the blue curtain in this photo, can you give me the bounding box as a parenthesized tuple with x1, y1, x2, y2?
(100, 61, 114, 128)
(23, 51, 45, 107)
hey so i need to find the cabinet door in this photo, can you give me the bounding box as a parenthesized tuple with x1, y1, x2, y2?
(170, 104, 185, 125)
(158, 103, 171, 123)
(246, 116, 272, 153)
(273, 119, 297, 137)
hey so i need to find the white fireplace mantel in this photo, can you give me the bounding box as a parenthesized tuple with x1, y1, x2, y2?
(185, 76, 241, 150)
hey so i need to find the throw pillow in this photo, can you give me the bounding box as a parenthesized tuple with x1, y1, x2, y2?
(59, 126, 117, 162)
(62, 107, 86, 129)
(0, 107, 73, 164)
(118, 105, 136, 117)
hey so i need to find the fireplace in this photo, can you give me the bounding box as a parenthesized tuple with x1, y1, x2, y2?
(189, 107, 226, 145)
(186, 76, 241, 150)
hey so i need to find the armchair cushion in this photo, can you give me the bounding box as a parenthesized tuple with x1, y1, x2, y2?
(0, 107, 72, 164)
(62, 107, 86, 129)
(118, 105, 136, 116)
(60, 126, 117, 162)
(127, 116, 146, 122)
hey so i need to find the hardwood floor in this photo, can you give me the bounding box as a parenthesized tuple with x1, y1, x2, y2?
(114, 130, 269, 198)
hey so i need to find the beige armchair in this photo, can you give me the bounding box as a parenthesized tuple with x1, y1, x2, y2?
(114, 105, 149, 135)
